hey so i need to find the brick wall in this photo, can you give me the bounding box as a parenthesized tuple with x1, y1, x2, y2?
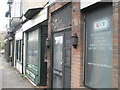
(47, 2, 69, 88)
(47, 2, 83, 88)
(71, 2, 84, 88)
(112, 2, 120, 89)
(47, 1, 119, 89)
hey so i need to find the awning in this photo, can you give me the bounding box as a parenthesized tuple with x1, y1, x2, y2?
(24, 8, 43, 20)
(23, 8, 48, 31)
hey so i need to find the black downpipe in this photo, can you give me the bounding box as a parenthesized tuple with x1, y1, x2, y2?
(22, 33, 24, 74)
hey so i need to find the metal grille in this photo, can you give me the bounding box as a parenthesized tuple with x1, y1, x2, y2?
(51, 3, 72, 31)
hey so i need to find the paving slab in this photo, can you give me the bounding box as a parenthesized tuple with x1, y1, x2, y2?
(0, 55, 35, 89)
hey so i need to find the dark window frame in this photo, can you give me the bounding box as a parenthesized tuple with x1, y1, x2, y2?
(16, 40, 22, 62)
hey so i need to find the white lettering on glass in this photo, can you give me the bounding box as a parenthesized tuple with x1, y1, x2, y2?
(55, 36, 63, 44)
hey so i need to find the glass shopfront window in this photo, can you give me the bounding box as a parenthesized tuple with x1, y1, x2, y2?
(26, 28, 39, 85)
(27, 29, 39, 72)
(16, 40, 22, 62)
(25, 26, 48, 86)
(84, 3, 112, 88)
(27, 29, 38, 67)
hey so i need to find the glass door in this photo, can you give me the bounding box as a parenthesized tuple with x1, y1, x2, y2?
(53, 32, 64, 88)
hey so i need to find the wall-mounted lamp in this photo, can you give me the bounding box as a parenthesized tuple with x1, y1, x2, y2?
(46, 37, 50, 48)
(71, 33, 78, 48)
(8, 36, 12, 40)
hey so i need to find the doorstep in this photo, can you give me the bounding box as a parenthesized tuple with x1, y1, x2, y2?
(37, 86, 47, 89)
(25, 75, 47, 89)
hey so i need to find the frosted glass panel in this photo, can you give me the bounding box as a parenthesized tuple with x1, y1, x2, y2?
(27, 29, 38, 66)
(53, 34, 63, 71)
(85, 4, 112, 88)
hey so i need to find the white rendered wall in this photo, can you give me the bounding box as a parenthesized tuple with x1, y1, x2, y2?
(16, 62, 22, 74)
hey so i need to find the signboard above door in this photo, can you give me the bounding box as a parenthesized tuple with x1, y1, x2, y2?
(23, 8, 48, 32)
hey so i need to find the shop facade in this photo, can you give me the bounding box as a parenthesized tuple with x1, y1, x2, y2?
(14, 28, 23, 74)
(47, 2, 82, 88)
(4, 0, 119, 89)
(51, 3, 72, 88)
(23, 7, 48, 86)
(6, 32, 15, 66)
(47, 1, 119, 89)
(83, 2, 113, 88)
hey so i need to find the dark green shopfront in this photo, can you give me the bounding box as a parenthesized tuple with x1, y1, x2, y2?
(25, 25, 47, 86)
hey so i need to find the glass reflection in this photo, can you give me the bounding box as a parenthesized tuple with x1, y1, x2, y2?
(27, 29, 38, 66)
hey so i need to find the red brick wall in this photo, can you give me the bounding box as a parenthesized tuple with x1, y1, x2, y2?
(112, 2, 119, 89)
(71, 2, 84, 88)
(47, 2, 82, 88)
(47, 1, 119, 89)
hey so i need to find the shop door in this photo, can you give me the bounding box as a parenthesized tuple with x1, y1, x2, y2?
(84, 3, 112, 88)
(52, 30, 71, 88)
(51, 3, 72, 88)
(9, 40, 12, 62)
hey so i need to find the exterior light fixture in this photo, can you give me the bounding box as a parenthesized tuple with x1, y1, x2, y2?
(46, 37, 50, 48)
(71, 33, 78, 48)
(7, 0, 13, 4)
(8, 36, 12, 40)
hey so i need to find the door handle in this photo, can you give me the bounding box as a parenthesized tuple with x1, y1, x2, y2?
(60, 62, 63, 65)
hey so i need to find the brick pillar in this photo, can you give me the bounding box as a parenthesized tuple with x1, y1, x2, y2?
(112, 2, 120, 89)
(47, 6, 52, 88)
(71, 2, 84, 88)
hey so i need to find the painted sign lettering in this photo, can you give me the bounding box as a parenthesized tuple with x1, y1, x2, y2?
(94, 18, 109, 31)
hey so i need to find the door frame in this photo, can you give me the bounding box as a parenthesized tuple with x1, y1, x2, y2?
(51, 28, 71, 88)
(25, 28, 40, 85)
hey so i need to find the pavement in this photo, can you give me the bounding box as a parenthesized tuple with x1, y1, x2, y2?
(0, 55, 2, 90)
(0, 55, 36, 89)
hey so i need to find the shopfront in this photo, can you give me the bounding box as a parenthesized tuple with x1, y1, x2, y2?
(23, 7, 48, 86)
(25, 26, 47, 86)
(7, 33, 15, 66)
(9, 40, 12, 62)
(84, 2, 113, 88)
(51, 3, 72, 88)
(15, 29, 23, 74)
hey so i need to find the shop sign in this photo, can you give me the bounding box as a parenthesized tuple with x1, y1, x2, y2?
(28, 63, 38, 72)
(26, 69, 36, 81)
(23, 8, 48, 31)
(94, 18, 109, 31)
(53, 70, 62, 76)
